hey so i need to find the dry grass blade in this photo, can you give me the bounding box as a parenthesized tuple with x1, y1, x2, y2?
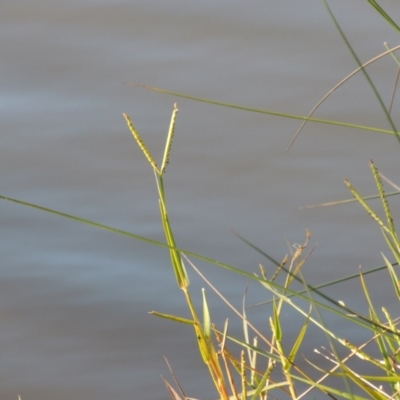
(387, 60, 400, 115)
(302, 190, 400, 209)
(286, 43, 400, 151)
(216, 320, 240, 400)
(162, 377, 184, 400)
(163, 356, 189, 400)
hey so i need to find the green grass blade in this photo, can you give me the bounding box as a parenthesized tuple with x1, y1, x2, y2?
(132, 84, 396, 136)
(381, 230, 400, 269)
(381, 253, 400, 301)
(0, 193, 373, 304)
(324, 0, 400, 144)
(234, 232, 398, 308)
(359, 270, 380, 325)
(336, 364, 388, 400)
(213, 329, 281, 362)
(288, 310, 310, 364)
(254, 263, 392, 307)
(303, 190, 400, 209)
(156, 175, 189, 288)
(235, 231, 398, 336)
(0, 194, 168, 246)
(367, 0, 400, 32)
(250, 362, 276, 400)
(293, 372, 375, 400)
(272, 299, 282, 343)
(373, 329, 393, 375)
(2, 194, 399, 339)
(149, 311, 194, 325)
(381, 308, 400, 350)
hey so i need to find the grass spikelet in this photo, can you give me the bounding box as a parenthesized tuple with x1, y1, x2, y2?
(370, 160, 396, 236)
(344, 178, 390, 235)
(123, 112, 159, 173)
(161, 103, 178, 174)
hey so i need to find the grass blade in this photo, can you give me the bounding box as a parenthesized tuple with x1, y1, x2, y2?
(132, 84, 396, 136)
(367, 0, 400, 32)
(324, 0, 400, 144)
(381, 253, 400, 301)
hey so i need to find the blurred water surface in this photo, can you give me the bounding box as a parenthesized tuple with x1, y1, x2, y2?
(1, 1, 400, 399)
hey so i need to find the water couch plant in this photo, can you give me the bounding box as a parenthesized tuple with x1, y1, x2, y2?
(120, 103, 400, 399)
(1, 1, 400, 399)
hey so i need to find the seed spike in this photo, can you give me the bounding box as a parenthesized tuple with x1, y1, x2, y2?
(161, 103, 178, 174)
(123, 113, 159, 173)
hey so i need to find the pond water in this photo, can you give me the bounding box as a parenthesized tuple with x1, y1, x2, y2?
(1, 1, 400, 399)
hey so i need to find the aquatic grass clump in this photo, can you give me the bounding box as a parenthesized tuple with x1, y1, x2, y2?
(120, 105, 400, 399)
(1, 1, 400, 399)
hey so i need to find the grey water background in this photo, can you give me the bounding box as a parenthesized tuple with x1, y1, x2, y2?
(1, 1, 400, 399)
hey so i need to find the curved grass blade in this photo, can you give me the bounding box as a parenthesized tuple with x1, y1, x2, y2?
(161, 103, 178, 174)
(324, 0, 400, 144)
(303, 190, 400, 209)
(287, 43, 400, 151)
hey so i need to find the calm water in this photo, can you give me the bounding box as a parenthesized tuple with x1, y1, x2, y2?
(1, 1, 400, 399)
